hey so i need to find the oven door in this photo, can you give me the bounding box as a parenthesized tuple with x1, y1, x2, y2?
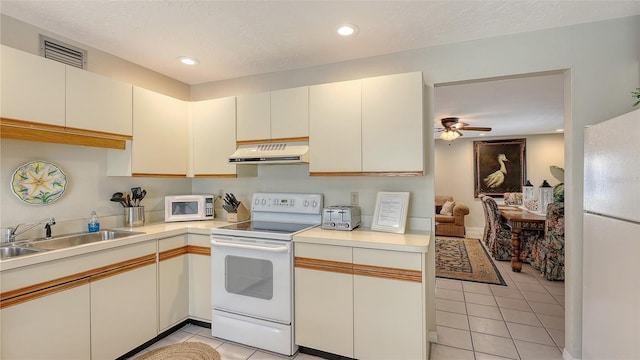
(211, 235, 292, 324)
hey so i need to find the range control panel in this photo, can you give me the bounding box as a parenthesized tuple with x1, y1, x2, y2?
(251, 193, 323, 214)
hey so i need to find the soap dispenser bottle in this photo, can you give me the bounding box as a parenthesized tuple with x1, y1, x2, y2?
(88, 210, 100, 233)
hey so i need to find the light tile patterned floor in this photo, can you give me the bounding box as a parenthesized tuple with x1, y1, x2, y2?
(433, 260, 565, 360)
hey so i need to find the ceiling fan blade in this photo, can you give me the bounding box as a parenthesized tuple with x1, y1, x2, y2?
(460, 126, 492, 132)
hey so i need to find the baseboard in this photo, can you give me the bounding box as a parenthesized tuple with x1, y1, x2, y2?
(429, 330, 438, 343)
(563, 348, 580, 360)
(466, 227, 483, 240)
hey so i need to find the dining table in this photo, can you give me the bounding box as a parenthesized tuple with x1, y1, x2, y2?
(498, 205, 546, 272)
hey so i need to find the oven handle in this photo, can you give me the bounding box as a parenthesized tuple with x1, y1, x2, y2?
(211, 237, 290, 253)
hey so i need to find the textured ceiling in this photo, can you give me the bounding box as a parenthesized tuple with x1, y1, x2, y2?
(1, 1, 638, 139)
(1, 1, 639, 85)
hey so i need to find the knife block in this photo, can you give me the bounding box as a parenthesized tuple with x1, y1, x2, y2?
(226, 202, 250, 223)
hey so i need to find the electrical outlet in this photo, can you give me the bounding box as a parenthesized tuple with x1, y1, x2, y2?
(350, 192, 359, 205)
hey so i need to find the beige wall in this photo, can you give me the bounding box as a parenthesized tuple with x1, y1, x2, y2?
(434, 133, 565, 230)
(0, 14, 190, 100)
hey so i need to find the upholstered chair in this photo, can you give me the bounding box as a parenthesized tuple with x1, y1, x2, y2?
(503, 192, 523, 205)
(478, 195, 492, 247)
(537, 203, 565, 281)
(483, 196, 541, 262)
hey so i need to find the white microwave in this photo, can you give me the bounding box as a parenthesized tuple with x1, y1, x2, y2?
(165, 195, 214, 222)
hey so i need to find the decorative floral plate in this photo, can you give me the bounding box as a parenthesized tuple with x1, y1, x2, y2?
(11, 160, 67, 205)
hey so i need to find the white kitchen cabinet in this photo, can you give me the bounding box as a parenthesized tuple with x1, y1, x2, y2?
(294, 242, 427, 359)
(309, 72, 424, 176)
(0, 45, 66, 127)
(294, 243, 354, 357)
(1, 284, 91, 360)
(159, 235, 190, 331)
(108, 87, 188, 176)
(66, 65, 133, 136)
(361, 71, 424, 173)
(91, 253, 157, 359)
(352, 248, 425, 360)
(237, 92, 271, 142)
(191, 97, 248, 177)
(309, 79, 362, 174)
(188, 234, 212, 321)
(237, 87, 310, 143)
(270, 86, 309, 140)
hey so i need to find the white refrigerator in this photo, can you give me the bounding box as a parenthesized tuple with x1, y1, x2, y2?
(582, 108, 640, 359)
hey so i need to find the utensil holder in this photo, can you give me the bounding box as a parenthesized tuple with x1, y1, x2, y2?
(226, 203, 250, 223)
(125, 206, 145, 227)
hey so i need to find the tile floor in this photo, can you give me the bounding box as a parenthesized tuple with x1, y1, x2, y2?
(132, 262, 564, 360)
(432, 260, 565, 360)
(129, 323, 324, 360)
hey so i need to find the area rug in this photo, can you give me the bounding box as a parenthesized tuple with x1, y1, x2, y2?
(134, 342, 221, 360)
(436, 237, 506, 286)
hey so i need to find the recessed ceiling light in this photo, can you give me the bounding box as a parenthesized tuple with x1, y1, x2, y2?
(178, 56, 199, 65)
(337, 24, 358, 37)
(555, 128, 564, 132)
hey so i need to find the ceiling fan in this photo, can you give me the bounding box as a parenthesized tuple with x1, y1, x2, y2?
(437, 117, 492, 141)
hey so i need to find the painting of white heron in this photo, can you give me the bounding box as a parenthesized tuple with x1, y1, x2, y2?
(473, 138, 526, 198)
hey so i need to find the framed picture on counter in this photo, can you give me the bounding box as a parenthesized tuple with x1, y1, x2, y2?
(371, 191, 410, 234)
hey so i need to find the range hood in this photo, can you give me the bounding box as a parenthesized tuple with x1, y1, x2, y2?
(228, 143, 309, 164)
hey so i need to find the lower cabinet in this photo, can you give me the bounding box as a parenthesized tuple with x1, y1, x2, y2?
(91, 262, 157, 360)
(188, 234, 212, 321)
(295, 243, 427, 360)
(159, 235, 190, 331)
(1, 283, 91, 360)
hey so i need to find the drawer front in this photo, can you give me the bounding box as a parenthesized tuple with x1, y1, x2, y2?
(353, 247, 421, 271)
(294, 242, 352, 262)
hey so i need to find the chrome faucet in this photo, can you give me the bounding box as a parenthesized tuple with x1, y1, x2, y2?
(5, 217, 56, 243)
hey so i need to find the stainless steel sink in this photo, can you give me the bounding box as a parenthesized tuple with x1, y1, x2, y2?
(0, 245, 43, 259)
(29, 230, 146, 251)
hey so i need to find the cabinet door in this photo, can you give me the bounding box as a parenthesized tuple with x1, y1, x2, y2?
(309, 80, 362, 174)
(353, 248, 425, 360)
(1, 284, 91, 360)
(237, 92, 270, 142)
(66, 66, 132, 136)
(91, 263, 157, 359)
(1, 45, 65, 127)
(271, 86, 309, 140)
(159, 235, 190, 331)
(191, 97, 238, 177)
(294, 243, 354, 357)
(132, 87, 188, 176)
(188, 234, 212, 321)
(362, 72, 424, 173)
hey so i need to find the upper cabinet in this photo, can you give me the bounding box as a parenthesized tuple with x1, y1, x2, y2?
(108, 87, 188, 177)
(309, 80, 362, 174)
(361, 72, 424, 174)
(236, 92, 270, 142)
(66, 66, 133, 136)
(0, 45, 131, 149)
(131, 87, 188, 176)
(1, 45, 66, 127)
(309, 72, 424, 176)
(236, 86, 309, 143)
(270, 86, 309, 140)
(192, 97, 249, 178)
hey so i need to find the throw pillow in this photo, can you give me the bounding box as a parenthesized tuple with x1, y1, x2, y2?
(440, 201, 455, 216)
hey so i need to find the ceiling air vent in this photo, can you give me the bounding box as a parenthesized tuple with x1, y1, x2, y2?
(39, 34, 87, 69)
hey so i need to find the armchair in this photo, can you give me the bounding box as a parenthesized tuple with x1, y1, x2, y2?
(435, 195, 469, 237)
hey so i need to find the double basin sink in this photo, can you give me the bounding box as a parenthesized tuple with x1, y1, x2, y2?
(0, 230, 145, 260)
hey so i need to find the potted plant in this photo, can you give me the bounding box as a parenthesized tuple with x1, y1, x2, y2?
(633, 88, 640, 107)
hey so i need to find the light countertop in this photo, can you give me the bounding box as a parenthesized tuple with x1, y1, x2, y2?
(294, 227, 430, 253)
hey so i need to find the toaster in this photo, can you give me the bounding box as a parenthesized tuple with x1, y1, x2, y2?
(322, 205, 361, 231)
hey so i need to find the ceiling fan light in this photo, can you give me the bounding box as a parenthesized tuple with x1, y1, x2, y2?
(440, 130, 461, 141)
